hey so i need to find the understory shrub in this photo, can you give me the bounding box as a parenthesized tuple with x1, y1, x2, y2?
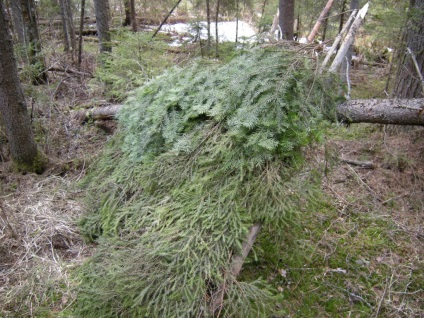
(75, 48, 340, 317)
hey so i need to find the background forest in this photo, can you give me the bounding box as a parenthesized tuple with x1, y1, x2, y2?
(0, 0, 423, 317)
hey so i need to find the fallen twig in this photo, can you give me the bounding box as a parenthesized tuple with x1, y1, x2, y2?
(341, 158, 375, 169)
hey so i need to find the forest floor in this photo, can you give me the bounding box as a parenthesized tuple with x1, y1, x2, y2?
(0, 34, 423, 317)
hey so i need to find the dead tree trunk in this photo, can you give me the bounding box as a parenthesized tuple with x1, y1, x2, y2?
(329, 2, 369, 73)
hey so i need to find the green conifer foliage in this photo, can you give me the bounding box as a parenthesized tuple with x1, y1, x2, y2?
(75, 48, 339, 317)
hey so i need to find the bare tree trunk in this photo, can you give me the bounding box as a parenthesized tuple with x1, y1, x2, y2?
(206, 0, 211, 51)
(93, 0, 112, 53)
(393, 0, 424, 98)
(122, 0, 131, 26)
(321, 10, 330, 42)
(338, 0, 347, 34)
(235, 0, 239, 42)
(20, 0, 48, 84)
(59, 0, 70, 52)
(307, 0, 335, 43)
(259, 0, 267, 33)
(78, 0, 85, 67)
(0, 2, 46, 173)
(278, 0, 294, 40)
(215, 0, 220, 57)
(340, 0, 360, 82)
(64, 0, 76, 57)
(9, 0, 26, 45)
(130, 0, 137, 32)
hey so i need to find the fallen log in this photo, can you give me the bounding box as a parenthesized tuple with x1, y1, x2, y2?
(337, 98, 424, 125)
(73, 104, 123, 122)
(73, 99, 424, 126)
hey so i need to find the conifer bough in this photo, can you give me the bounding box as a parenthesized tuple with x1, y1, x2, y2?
(74, 48, 420, 318)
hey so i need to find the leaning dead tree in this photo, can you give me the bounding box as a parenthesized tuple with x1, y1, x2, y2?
(328, 2, 369, 73)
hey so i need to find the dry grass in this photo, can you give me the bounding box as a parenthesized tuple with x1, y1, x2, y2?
(0, 174, 93, 317)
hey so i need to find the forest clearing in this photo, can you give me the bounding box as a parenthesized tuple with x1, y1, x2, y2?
(0, 0, 423, 317)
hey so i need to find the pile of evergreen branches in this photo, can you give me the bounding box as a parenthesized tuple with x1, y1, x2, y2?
(75, 48, 339, 317)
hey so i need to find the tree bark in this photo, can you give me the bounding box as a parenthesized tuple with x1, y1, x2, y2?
(59, 0, 70, 52)
(78, 0, 85, 67)
(393, 0, 424, 98)
(10, 0, 26, 45)
(122, 0, 131, 26)
(20, 0, 48, 84)
(215, 0, 220, 57)
(206, 0, 211, 50)
(338, 0, 347, 34)
(93, 0, 112, 54)
(73, 99, 424, 127)
(0, 2, 46, 173)
(130, 0, 137, 32)
(278, 0, 294, 40)
(307, 0, 335, 43)
(337, 98, 424, 125)
(64, 0, 76, 56)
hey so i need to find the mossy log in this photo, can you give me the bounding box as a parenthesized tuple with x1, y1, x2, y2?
(73, 99, 424, 126)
